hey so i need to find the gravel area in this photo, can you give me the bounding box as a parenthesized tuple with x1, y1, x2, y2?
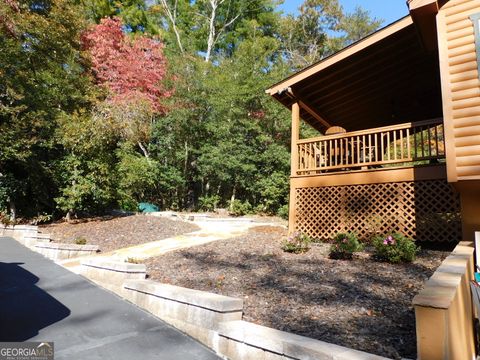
(40, 215, 199, 252)
(144, 226, 450, 359)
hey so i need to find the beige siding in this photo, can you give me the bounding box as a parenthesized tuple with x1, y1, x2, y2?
(438, 0, 480, 181)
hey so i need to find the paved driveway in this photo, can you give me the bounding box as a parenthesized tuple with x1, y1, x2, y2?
(0, 237, 220, 360)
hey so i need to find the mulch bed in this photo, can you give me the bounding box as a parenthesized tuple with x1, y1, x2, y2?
(144, 226, 450, 359)
(40, 215, 199, 253)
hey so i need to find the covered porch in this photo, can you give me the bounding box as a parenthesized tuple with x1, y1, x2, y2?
(267, 16, 462, 243)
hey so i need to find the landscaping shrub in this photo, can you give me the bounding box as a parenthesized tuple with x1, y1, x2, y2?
(281, 231, 311, 254)
(329, 232, 363, 260)
(198, 195, 220, 212)
(372, 233, 420, 263)
(74, 237, 87, 245)
(227, 199, 252, 216)
(277, 204, 289, 220)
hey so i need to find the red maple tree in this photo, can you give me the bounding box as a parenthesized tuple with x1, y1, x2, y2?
(82, 17, 171, 113)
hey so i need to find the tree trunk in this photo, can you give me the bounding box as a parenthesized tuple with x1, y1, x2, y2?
(159, 0, 184, 53)
(205, 0, 218, 63)
(138, 141, 150, 159)
(9, 200, 16, 223)
(229, 184, 236, 212)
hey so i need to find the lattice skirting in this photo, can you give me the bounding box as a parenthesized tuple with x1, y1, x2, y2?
(293, 180, 462, 242)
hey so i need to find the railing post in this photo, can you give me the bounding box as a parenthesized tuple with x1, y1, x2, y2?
(291, 102, 300, 176)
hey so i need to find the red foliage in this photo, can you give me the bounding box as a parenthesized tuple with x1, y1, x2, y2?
(82, 17, 171, 113)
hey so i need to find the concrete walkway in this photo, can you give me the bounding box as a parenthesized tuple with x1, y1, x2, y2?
(0, 236, 220, 360)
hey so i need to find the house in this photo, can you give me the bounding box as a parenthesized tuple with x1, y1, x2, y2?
(267, 0, 480, 243)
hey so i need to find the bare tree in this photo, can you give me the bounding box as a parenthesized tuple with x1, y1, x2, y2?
(204, 0, 241, 63)
(158, 0, 185, 53)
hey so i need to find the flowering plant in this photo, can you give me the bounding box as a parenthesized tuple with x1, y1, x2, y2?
(329, 232, 363, 260)
(372, 233, 419, 263)
(281, 231, 311, 254)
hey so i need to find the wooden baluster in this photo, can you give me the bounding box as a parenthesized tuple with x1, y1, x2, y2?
(387, 132, 391, 161)
(323, 141, 327, 168)
(340, 138, 344, 166)
(328, 140, 333, 166)
(356, 136, 360, 165)
(310, 143, 313, 170)
(351, 137, 354, 165)
(434, 126, 439, 157)
(413, 127, 417, 160)
(374, 132, 378, 162)
(393, 130, 397, 160)
(427, 126, 432, 159)
(300, 144, 303, 170)
(400, 129, 404, 160)
(420, 127, 425, 159)
(406, 128, 411, 160)
(368, 134, 373, 163)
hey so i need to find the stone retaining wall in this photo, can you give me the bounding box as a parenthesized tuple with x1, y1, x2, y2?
(81, 259, 146, 292)
(413, 241, 475, 360)
(35, 242, 99, 261)
(0, 225, 38, 245)
(217, 320, 388, 360)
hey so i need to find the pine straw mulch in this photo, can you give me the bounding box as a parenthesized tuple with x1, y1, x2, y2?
(144, 226, 450, 359)
(40, 214, 199, 253)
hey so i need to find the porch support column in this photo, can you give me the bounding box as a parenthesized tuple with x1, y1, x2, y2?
(290, 102, 300, 177)
(289, 102, 300, 233)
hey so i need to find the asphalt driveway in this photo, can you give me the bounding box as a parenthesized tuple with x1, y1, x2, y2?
(0, 236, 220, 360)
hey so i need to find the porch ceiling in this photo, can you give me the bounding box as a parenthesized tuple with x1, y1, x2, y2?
(267, 16, 443, 133)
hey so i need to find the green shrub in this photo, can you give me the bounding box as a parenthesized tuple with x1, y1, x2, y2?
(372, 233, 419, 263)
(329, 232, 363, 260)
(198, 195, 221, 212)
(74, 237, 87, 245)
(281, 232, 311, 254)
(277, 204, 289, 220)
(227, 199, 252, 216)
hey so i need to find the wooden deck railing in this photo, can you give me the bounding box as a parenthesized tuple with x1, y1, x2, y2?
(296, 118, 445, 175)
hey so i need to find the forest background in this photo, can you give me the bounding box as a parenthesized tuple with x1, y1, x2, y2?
(0, 0, 383, 221)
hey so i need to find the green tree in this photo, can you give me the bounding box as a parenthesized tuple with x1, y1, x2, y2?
(80, 0, 161, 33)
(279, 0, 382, 69)
(0, 0, 93, 218)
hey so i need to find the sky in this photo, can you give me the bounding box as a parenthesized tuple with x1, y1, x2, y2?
(278, 0, 409, 26)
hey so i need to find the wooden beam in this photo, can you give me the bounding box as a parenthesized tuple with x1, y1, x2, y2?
(408, 0, 439, 51)
(287, 88, 332, 129)
(288, 102, 300, 232)
(291, 102, 300, 177)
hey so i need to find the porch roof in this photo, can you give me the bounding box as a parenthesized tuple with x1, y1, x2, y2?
(267, 14, 443, 133)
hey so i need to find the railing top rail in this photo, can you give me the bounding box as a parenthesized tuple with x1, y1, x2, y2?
(297, 118, 443, 144)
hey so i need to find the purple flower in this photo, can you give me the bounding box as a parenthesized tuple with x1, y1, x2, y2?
(383, 239, 388, 245)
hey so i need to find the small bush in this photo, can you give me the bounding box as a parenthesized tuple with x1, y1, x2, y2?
(282, 231, 311, 254)
(31, 213, 53, 225)
(74, 237, 87, 245)
(277, 204, 288, 220)
(198, 195, 220, 212)
(329, 232, 363, 260)
(372, 233, 419, 263)
(228, 199, 252, 216)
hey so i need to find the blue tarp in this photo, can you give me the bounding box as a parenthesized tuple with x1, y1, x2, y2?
(138, 202, 159, 213)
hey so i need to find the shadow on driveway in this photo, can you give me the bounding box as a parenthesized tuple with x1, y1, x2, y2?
(0, 261, 71, 341)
